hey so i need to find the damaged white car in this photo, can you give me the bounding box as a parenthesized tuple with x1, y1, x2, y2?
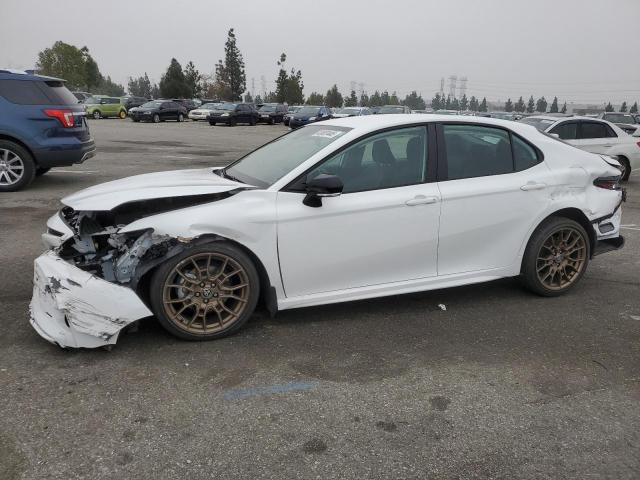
(30, 115, 626, 349)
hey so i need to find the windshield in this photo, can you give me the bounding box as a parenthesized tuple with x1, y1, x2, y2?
(519, 117, 557, 132)
(218, 103, 237, 111)
(259, 105, 276, 112)
(288, 106, 301, 113)
(297, 106, 321, 116)
(85, 96, 102, 104)
(604, 113, 634, 124)
(224, 125, 352, 188)
(336, 108, 359, 115)
(141, 101, 163, 109)
(378, 106, 405, 114)
(200, 103, 221, 109)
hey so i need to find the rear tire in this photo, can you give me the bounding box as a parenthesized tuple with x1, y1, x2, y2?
(92, 110, 101, 120)
(0, 140, 36, 192)
(209, 121, 216, 126)
(618, 156, 631, 181)
(521, 217, 590, 297)
(149, 242, 260, 341)
(250, 116, 256, 126)
(177, 113, 184, 122)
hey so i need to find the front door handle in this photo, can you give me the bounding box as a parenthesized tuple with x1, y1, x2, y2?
(405, 195, 439, 206)
(520, 182, 547, 191)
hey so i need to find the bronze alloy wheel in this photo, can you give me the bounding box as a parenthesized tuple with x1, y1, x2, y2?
(162, 253, 251, 335)
(535, 227, 587, 291)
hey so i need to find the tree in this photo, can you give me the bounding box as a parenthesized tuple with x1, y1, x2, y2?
(469, 96, 479, 111)
(631, 102, 638, 114)
(359, 92, 370, 107)
(254, 94, 263, 104)
(36, 41, 87, 89)
(150, 83, 160, 99)
(504, 98, 513, 112)
(535, 96, 548, 113)
(98, 76, 125, 96)
(274, 53, 289, 103)
(213, 28, 246, 101)
(561, 102, 567, 114)
(244, 92, 253, 103)
(389, 91, 400, 105)
(369, 91, 383, 107)
(184, 61, 203, 98)
(431, 93, 442, 110)
(306, 92, 324, 105)
(286, 69, 305, 105)
(81, 47, 101, 92)
(380, 91, 391, 105)
(128, 73, 152, 97)
(514, 96, 525, 113)
(450, 97, 460, 111)
(445, 95, 452, 109)
(325, 84, 343, 108)
(549, 96, 559, 113)
(159, 58, 190, 98)
(619, 101, 627, 112)
(459, 94, 468, 111)
(344, 90, 358, 107)
(402, 91, 426, 110)
(526, 96, 535, 113)
(605, 102, 614, 112)
(479, 97, 488, 112)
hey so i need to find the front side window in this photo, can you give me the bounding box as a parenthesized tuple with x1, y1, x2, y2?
(224, 125, 352, 188)
(305, 126, 428, 193)
(550, 122, 577, 140)
(579, 122, 607, 139)
(442, 124, 513, 180)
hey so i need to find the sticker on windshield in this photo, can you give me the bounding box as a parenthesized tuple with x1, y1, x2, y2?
(540, 119, 555, 125)
(312, 129, 344, 139)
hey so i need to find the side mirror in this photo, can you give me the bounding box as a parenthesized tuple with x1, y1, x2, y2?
(549, 133, 560, 138)
(303, 174, 343, 207)
(100, 99, 107, 104)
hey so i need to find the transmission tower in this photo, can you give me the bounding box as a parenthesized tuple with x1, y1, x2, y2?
(448, 75, 457, 99)
(260, 75, 266, 99)
(251, 78, 255, 99)
(459, 77, 468, 98)
(350, 80, 356, 93)
(439, 77, 445, 96)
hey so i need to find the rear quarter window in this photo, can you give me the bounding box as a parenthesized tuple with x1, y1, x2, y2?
(0, 79, 78, 105)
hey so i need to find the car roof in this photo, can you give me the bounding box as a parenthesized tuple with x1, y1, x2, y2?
(0, 70, 65, 82)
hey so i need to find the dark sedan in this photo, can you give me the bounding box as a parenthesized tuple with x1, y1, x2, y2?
(129, 100, 187, 123)
(288, 106, 332, 129)
(208, 103, 259, 126)
(257, 103, 287, 124)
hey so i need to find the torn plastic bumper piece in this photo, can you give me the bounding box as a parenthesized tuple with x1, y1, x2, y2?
(29, 251, 152, 349)
(592, 236, 625, 257)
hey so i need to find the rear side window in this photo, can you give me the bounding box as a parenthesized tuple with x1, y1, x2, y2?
(0, 79, 78, 105)
(550, 122, 577, 140)
(442, 124, 513, 180)
(512, 135, 539, 171)
(579, 122, 608, 139)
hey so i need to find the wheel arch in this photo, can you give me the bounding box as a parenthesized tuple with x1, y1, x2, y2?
(0, 133, 38, 165)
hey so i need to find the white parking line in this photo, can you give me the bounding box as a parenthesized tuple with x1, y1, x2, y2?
(621, 226, 640, 231)
(49, 170, 98, 174)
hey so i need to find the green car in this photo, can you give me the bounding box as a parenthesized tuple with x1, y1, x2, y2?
(84, 95, 127, 119)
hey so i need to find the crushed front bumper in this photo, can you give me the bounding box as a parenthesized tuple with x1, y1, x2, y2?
(29, 251, 152, 349)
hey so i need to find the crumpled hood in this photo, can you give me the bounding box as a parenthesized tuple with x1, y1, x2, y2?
(62, 168, 248, 211)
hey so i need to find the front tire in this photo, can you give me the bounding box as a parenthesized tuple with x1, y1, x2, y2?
(150, 243, 260, 341)
(209, 121, 216, 126)
(521, 217, 590, 296)
(0, 141, 36, 192)
(153, 114, 160, 123)
(177, 113, 184, 122)
(118, 110, 127, 119)
(92, 110, 101, 120)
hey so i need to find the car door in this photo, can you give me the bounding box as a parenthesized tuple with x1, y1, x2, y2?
(570, 120, 618, 154)
(436, 123, 552, 276)
(276, 125, 441, 298)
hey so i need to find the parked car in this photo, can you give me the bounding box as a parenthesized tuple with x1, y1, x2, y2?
(188, 102, 221, 121)
(207, 103, 259, 126)
(257, 103, 288, 124)
(283, 105, 302, 126)
(84, 95, 128, 119)
(376, 105, 412, 114)
(128, 100, 187, 123)
(598, 112, 639, 135)
(489, 112, 518, 121)
(172, 99, 198, 112)
(121, 95, 148, 111)
(30, 115, 625, 348)
(288, 105, 332, 129)
(0, 70, 95, 191)
(520, 115, 640, 180)
(332, 107, 372, 118)
(72, 91, 91, 103)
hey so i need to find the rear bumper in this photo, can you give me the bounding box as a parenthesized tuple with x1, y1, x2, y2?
(29, 251, 152, 349)
(33, 139, 96, 167)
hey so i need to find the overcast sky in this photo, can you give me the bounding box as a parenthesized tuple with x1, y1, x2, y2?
(2, 0, 639, 105)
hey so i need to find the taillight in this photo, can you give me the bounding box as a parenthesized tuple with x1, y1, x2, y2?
(43, 109, 75, 128)
(636, 141, 640, 149)
(593, 176, 621, 190)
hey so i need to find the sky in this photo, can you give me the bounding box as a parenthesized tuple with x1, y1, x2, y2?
(1, 0, 639, 106)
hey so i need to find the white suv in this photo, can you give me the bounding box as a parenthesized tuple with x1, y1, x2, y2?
(520, 115, 640, 180)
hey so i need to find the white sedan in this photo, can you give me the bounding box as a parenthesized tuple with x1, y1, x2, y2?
(520, 115, 640, 180)
(188, 102, 221, 121)
(31, 115, 625, 348)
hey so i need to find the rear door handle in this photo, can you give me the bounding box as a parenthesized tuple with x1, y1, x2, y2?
(520, 182, 547, 191)
(405, 195, 439, 206)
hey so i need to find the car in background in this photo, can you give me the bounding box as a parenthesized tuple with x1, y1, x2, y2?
(72, 91, 91, 103)
(520, 115, 640, 180)
(376, 105, 411, 114)
(172, 99, 198, 112)
(598, 112, 639, 135)
(207, 103, 259, 126)
(84, 95, 128, 119)
(289, 105, 332, 129)
(121, 95, 148, 111)
(332, 107, 372, 117)
(129, 100, 187, 123)
(489, 112, 520, 121)
(257, 103, 288, 124)
(30, 115, 625, 348)
(283, 105, 302, 126)
(0, 70, 95, 191)
(188, 102, 221, 121)
(411, 109, 433, 114)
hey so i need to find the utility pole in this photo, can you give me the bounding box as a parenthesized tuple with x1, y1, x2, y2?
(260, 75, 266, 99)
(251, 77, 255, 99)
(459, 76, 467, 99)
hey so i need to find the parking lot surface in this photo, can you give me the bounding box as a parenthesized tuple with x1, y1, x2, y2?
(1, 119, 639, 480)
